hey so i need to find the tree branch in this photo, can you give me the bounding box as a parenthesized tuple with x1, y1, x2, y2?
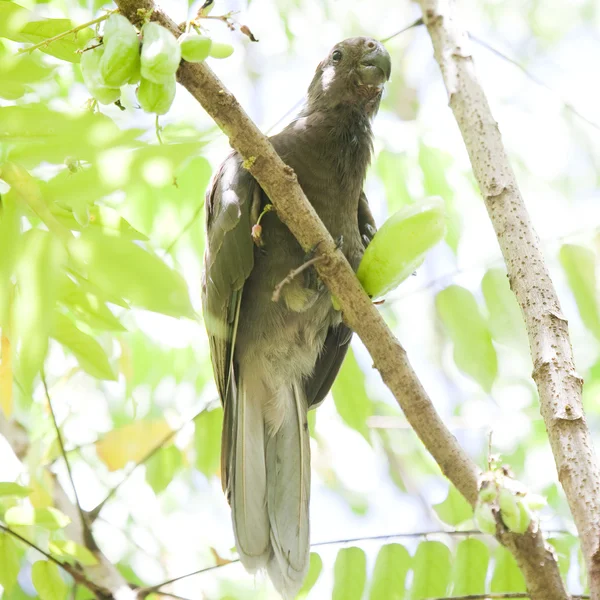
(110, 1, 568, 598)
(417, 1, 600, 599)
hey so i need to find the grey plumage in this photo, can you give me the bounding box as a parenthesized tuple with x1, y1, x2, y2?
(201, 37, 391, 598)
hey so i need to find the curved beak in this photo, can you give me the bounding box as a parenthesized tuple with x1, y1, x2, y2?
(359, 47, 392, 85)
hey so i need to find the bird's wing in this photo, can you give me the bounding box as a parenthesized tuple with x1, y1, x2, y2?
(305, 191, 377, 408)
(202, 152, 258, 404)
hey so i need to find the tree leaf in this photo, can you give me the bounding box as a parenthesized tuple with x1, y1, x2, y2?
(32, 560, 67, 600)
(146, 444, 183, 493)
(0, 531, 21, 592)
(49, 540, 98, 566)
(96, 418, 172, 471)
(4, 506, 70, 529)
(410, 541, 451, 599)
(332, 547, 367, 600)
(69, 230, 194, 318)
(0, 193, 22, 328)
(0, 334, 13, 417)
(548, 535, 576, 579)
(0, 482, 31, 497)
(298, 552, 322, 598)
(436, 285, 498, 392)
(491, 546, 526, 592)
(452, 538, 489, 595)
(194, 408, 223, 477)
(369, 543, 410, 600)
(559, 244, 600, 340)
(482, 268, 529, 351)
(433, 484, 473, 526)
(332, 347, 372, 442)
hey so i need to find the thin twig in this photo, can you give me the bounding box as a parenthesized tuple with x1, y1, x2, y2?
(17, 10, 118, 56)
(380, 17, 424, 43)
(272, 256, 325, 302)
(89, 407, 206, 521)
(41, 373, 95, 550)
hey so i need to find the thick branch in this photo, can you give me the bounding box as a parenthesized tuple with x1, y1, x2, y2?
(418, 0, 600, 598)
(112, 1, 567, 597)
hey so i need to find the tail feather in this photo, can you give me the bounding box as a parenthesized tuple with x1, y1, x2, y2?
(266, 383, 310, 598)
(227, 375, 311, 598)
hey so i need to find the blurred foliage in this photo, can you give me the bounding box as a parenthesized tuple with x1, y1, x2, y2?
(0, 0, 598, 598)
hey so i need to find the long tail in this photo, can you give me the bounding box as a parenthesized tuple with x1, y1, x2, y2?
(225, 372, 310, 599)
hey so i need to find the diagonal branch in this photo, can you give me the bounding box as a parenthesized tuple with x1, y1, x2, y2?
(111, 1, 568, 599)
(417, 1, 600, 599)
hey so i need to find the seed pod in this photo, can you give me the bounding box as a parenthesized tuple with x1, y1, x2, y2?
(137, 75, 176, 115)
(100, 15, 141, 87)
(474, 501, 497, 535)
(512, 497, 533, 534)
(80, 43, 121, 105)
(209, 42, 234, 59)
(499, 488, 521, 532)
(179, 33, 212, 63)
(478, 481, 497, 503)
(140, 22, 181, 84)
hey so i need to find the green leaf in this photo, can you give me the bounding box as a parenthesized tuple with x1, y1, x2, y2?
(0, 194, 21, 327)
(0, 532, 21, 592)
(452, 539, 489, 595)
(298, 553, 322, 598)
(51, 313, 116, 380)
(332, 547, 367, 600)
(375, 150, 413, 213)
(357, 197, 446, 299)
(433, 485, 473, 526)
(0, 482, 31, 497)
(491, 546, 526, 592)
(32, 560, 67, 600)
(194, 408, 223, 477)
(482, 268, 529, 351)
(69, 230, 194, 318)
(436, 285, 498, 392)
(4, 506, 70, 529)
(369, 543, 410, 600)
(0, 2, 31, 39)
(548, 535, 574, 579)
(332, 348, 372, 442)
(48, 540, 98, 566)
(410, 541, 451, 599)
(0, 45, 54, 100)
(12, 229, 67, 391)
(559, 244, 600, 340)
(146, 444, 183, 493)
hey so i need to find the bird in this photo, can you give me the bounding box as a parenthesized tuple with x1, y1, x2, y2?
(201, 37, 391, 598)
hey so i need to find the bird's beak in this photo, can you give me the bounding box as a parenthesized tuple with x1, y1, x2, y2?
(358, 47, 392, 87)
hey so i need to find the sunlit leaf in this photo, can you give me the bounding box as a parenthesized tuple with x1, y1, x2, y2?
(433, 484, 473, 526)
(410, 541, 451, 599)
(548, 535, 575, 579)
(0, 335, 13, 417)
(69, 230, 194, 318)
(298, 553, 323, 598)
(51, 313, 116, 380)
(0, 532, 21, 592)
(0, 44, 54, 100)
(146, 444, 183, 493)
(0, 193, 21, 328)
(491, 546, 526, 592)
(96, 418, 172, 471)
(49, 540, 98, 566)
(32, 560, 67, 600)
(369, 543, 410, 600)
(436, 285, 498, 392)
(0, 1, 31, 39)
(0, 482, 30, 497)
(5, 505, 70, 529)
(559, 244, 600, 340)
(452, 538, 489, 595)
(194, 408, 222, 477)
(332, 348, 372, 442)
(332, 547, 366, 600)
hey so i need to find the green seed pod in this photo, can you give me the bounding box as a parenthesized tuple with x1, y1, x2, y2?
(137, 75, 176, 115)
(357, 197, 446, 299)
(179, 33, 212, 63)
(474, 501, 497, 535)
(100, 15, 140, 87)
(478, 481, 497, 503)
(209, 41, 234, 59)
(140, 22, 181, 84)
(80, 43, 121, 105)
(499, 488, 521, 532)
(511, 498, 533, 534)
(127, 56, 141, 84)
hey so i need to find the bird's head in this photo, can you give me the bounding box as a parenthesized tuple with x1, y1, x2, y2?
(306, 37, 391, 116)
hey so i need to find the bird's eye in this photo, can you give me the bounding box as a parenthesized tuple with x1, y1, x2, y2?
(332, 50, 342, 63)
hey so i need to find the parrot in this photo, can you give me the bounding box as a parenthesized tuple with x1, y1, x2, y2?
(201, 37, 391, 598)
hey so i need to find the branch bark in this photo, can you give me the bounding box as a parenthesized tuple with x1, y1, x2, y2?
(109, 1, 570, 598)
(417, 0, 600, 598)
